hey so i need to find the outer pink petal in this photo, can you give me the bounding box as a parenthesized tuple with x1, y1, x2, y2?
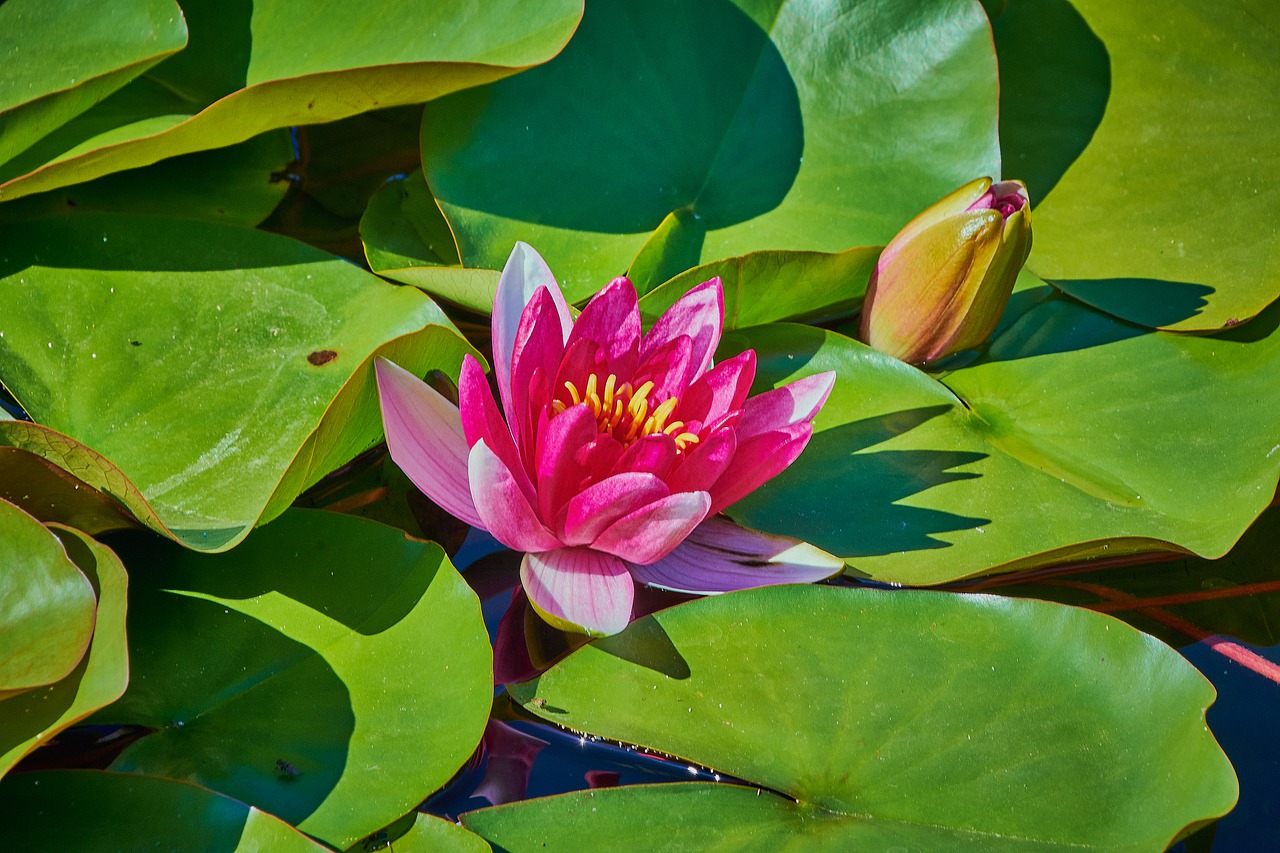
(591, 491, 711, 565)
(510, 287, 566, 447)
(708, 423, 812, 515)
(628, 516, 844, 593)
(376, 357, 483, 529)
(561, 472, 670, 546)
(459, 355, 536, 505)
(566, 276, 641, 376)
(640, 277, 723, 385)
(469, 439, 562, 552)
(493, 242, 573, 422)
(521, 547, 634, 637)
(665, 426, 736, 494)
(676, 349, 756, 426)
(534, 404, 599, 522)
(737, 371, 836, 439)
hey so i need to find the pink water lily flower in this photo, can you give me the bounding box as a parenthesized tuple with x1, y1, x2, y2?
(377, 242, 842, 636)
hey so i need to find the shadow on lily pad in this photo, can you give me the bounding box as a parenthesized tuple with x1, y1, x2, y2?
(425, 0, 803, 234)
(732, 405, 989, 560)
(1051, 277, 1216, 329)
(993, 0, 1110, 203)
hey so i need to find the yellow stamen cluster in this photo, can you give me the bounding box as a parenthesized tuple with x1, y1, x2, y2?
(551, 372, 700, 451)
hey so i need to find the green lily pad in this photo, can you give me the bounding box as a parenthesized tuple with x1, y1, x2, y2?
(349, 813, 491, 853)
(0, 446, 139, 535)
(0, 130, 295, 226)
(423, 0, 999, 299)
(0, 524, 129, 775)
(0, 499, 95, 696)
(637, 246, 879, 329)
(723, 275, 1280, 584)
(0, 0, 186, 168)
(472, 585, 1235, 850)
(0, 770, 328, 851)
(97, 509, 492, 849)
(997, 0, 1280, 331)
(0, 212, 478, 551)
(361, 172, 500, 313)
(0, 0, 584, 201)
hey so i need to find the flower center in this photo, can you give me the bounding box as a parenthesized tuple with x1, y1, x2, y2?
(551, 372, 700, 451)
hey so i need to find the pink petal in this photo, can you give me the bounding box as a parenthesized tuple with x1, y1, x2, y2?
(591, 491, 711, 565)
(493, 242, 573, 423)
(561, 473, 670, 545)
(708, 423, 812, 515)
(640, 277, 723, 385)
(632, 334, 692, 403)
(470, 439, 562, 552)
(521, 547, 635, 637)
(458, 355, 535, 503)
(737, 371, 836, 440)
(665, 426, 736, 494)
(376, 358, 482, 529)
(676, 349, 756, 426)
(566, 276, 641, 377)
(610, 433, 678, 480)
(510, 287, 567, 448)
(628, 516, 844, 593)
(534, 404, 600, 522)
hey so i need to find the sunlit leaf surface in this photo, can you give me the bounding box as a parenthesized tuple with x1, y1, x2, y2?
(997, 0, 1280, 331)
(0, 213, 478, 551)
(96, 510, 492, 849)
(468, 585, 1236, 850)
(423, 0, 998, 299)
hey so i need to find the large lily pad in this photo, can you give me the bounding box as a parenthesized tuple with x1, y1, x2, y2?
(96, 509, 492, 849)
(0, 499, 95, 697)
(0, 770, 328, 851)
(0, 0, 186, 168)
(0, 0, 584, 200)
(0, 130, 295, 226)
(423, 0, 999, 299)
(0, 524, 129, 776)
(997, 0, 1280, 331)
(466, 585, 1235, 850)
(724, 276, 1280, 584)
(637, 246, 879, 329)
(0, 212, 478, 551)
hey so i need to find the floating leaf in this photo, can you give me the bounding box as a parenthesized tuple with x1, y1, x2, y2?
(0, 212, 478, 551)
(361, 172, 500, 313)
(0, 770, 328, 851)
(97, 509, 492, 849)
(997, 0, 1280, 331)
(723, 275, 1280, 583)
(638, 247, 879, 329)
(468, 585, 1236, 850)
(423, 0, 999, 299)
(0, 446, 138, 535)
(0, 0, 584, 200)
(0, 0, 186, 169)
(0, 524, 129, 775)
(0, 130, 295, 226)
(349, 813, 492, 853)
(0, 499, 95, 697)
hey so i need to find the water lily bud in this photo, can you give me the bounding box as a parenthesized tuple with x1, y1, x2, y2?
(859, 177, 1032, 365)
